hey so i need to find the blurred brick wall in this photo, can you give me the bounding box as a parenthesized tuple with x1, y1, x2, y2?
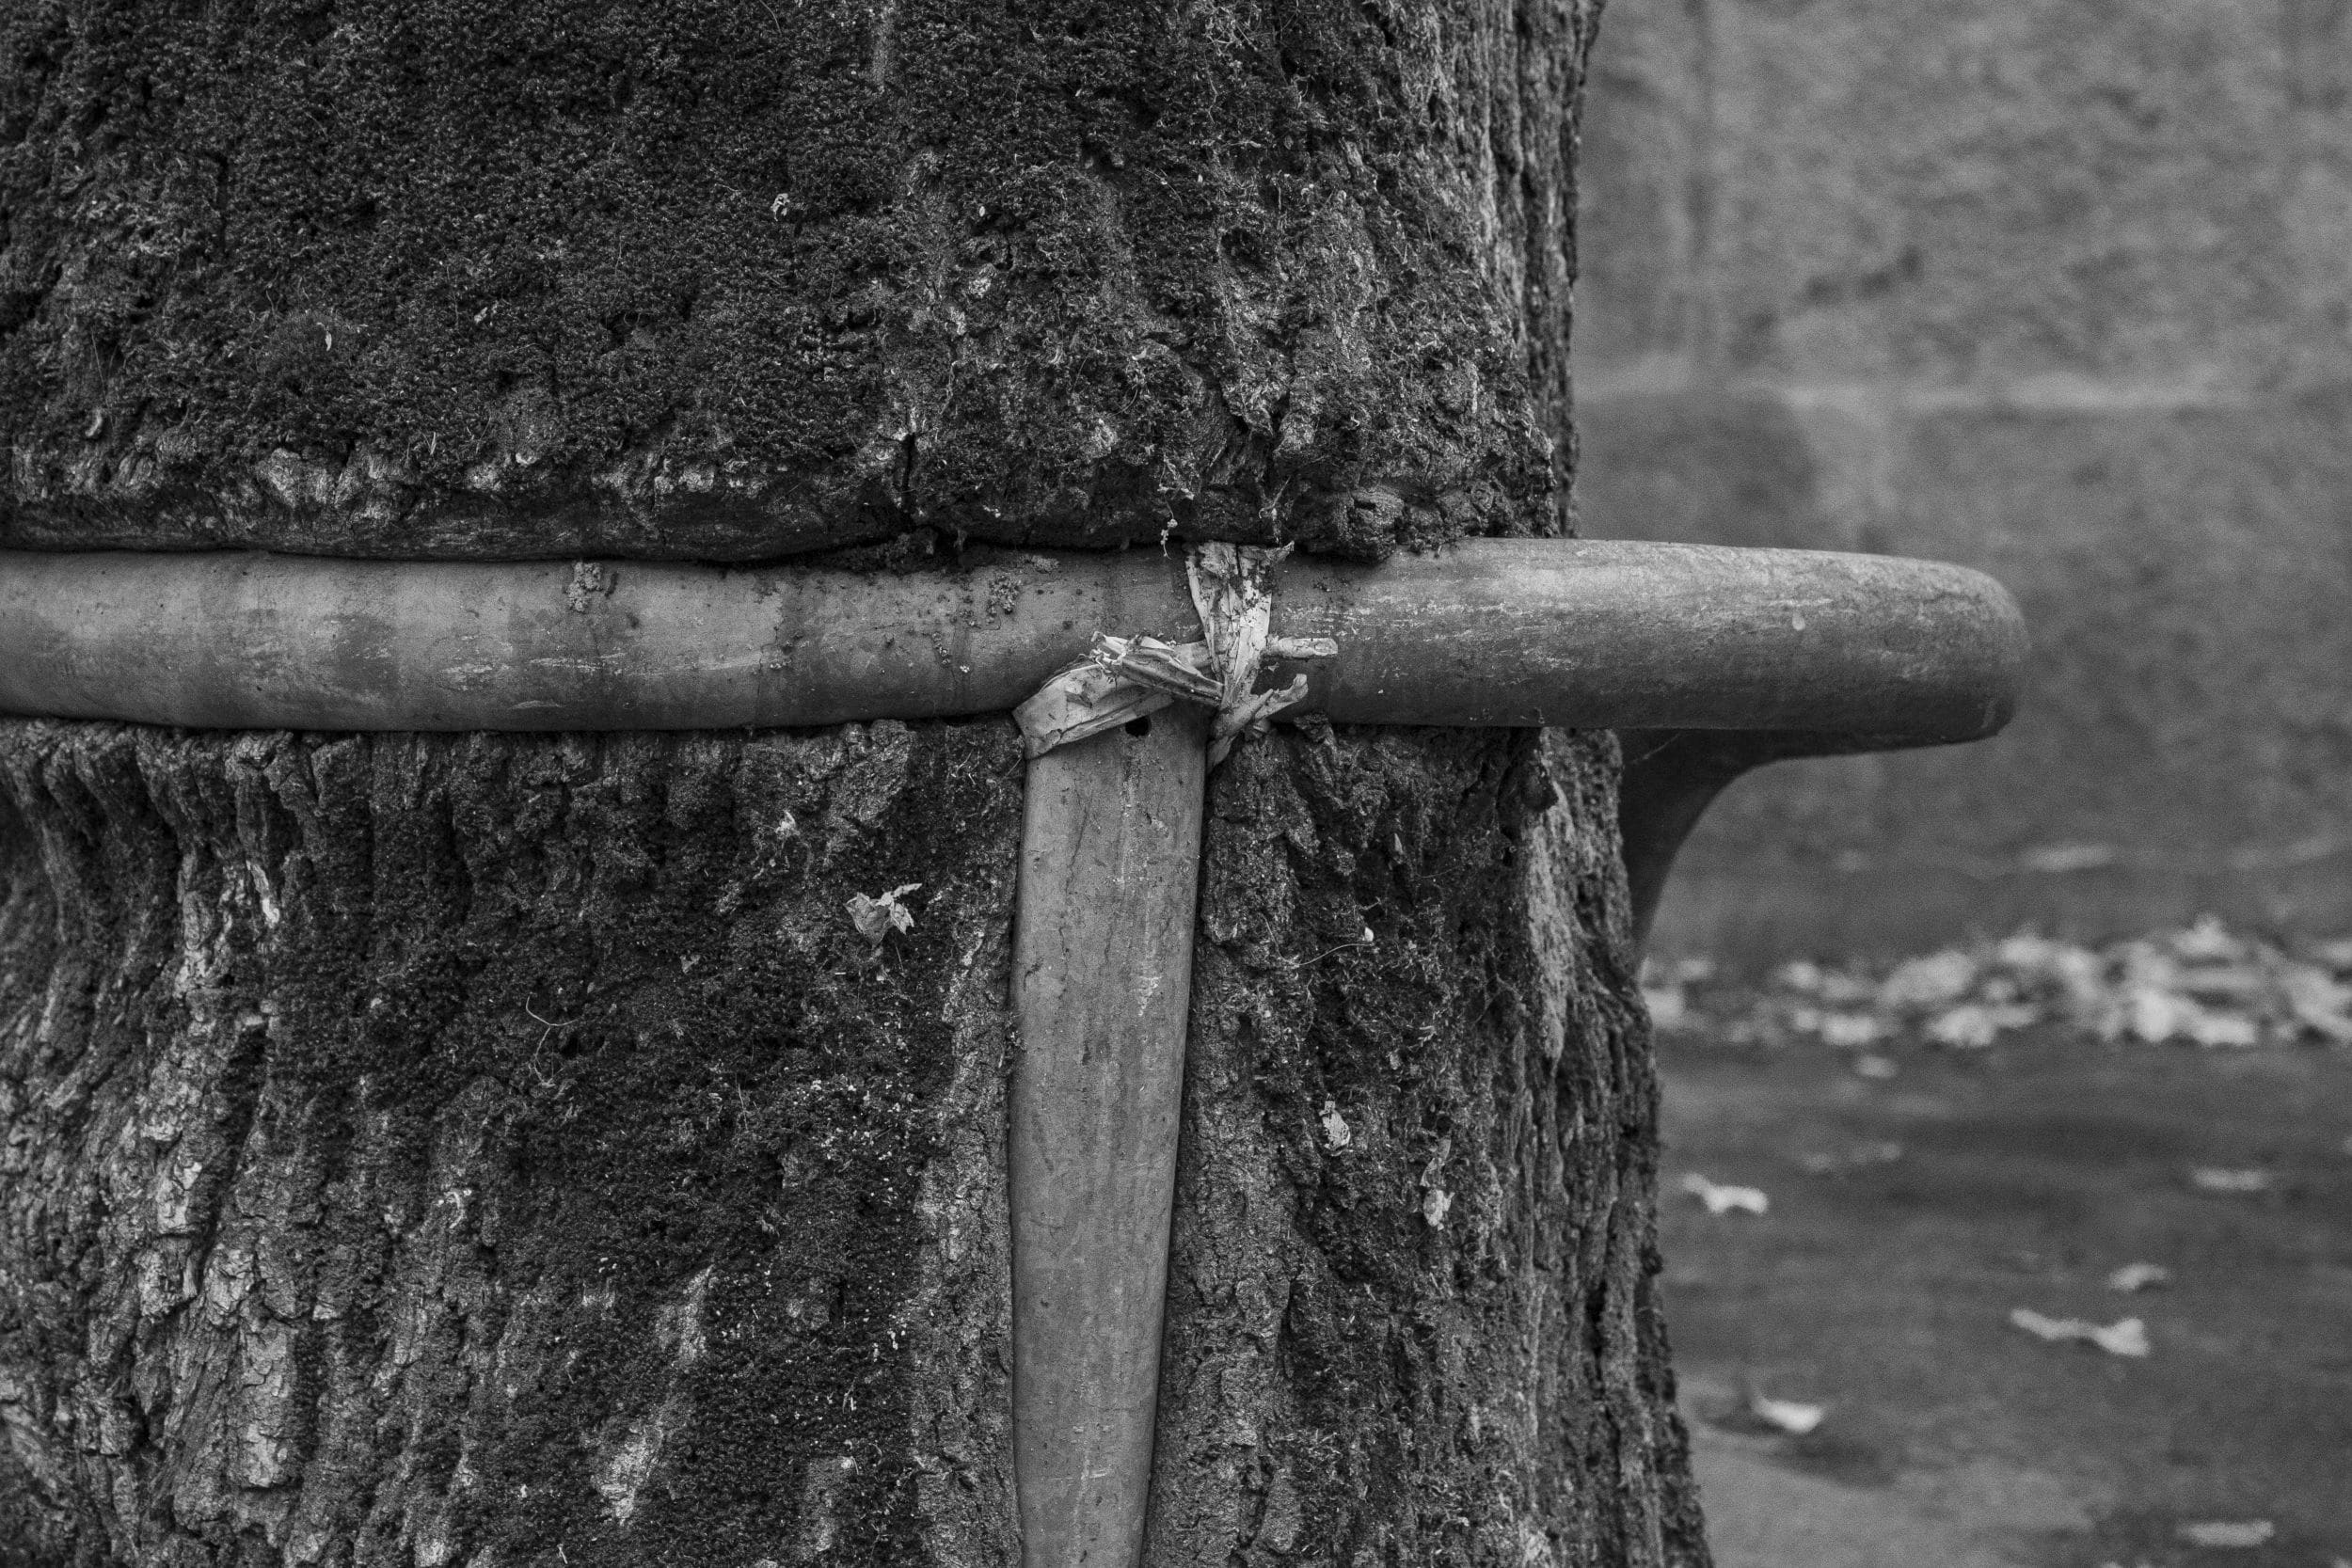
(1575, 0, 2352, 963)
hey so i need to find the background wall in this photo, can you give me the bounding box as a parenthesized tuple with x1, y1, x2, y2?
(1575, 0, 2352, 964)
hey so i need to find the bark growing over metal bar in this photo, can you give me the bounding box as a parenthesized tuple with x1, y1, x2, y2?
(1, 0, 1594, 561)
(0, 542, 2026, 741)
(0, 1, 1721, 1563)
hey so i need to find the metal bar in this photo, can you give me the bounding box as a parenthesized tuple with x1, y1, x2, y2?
(0, 542, 2024, 741)
(1009, 708, 1208, 1568)
(1616, 728, 1929, 948)
(0, 537, 2026, 1568)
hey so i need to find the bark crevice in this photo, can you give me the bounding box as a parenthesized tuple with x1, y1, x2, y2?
(1147, 727, 1708, 1568)
(0, 720, 1025, 1568)
(2, 718, 1705, 1567)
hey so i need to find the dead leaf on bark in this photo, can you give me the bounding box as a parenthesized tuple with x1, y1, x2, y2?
(847, 882, 922, 941)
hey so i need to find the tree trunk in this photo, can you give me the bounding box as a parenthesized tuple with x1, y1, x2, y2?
(0, 3, 1711, 1565)
(0, 721, 1024, 1568)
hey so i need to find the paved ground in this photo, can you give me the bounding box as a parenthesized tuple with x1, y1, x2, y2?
(1656, 1026, 2352, 1568)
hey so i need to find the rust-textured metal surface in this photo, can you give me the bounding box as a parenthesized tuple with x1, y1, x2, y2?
(0, 541, 2025, 741)
(1008, 709, 1208, 1568)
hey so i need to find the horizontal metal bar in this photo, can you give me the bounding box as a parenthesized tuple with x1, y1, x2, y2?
(0, 541, 2024, 738)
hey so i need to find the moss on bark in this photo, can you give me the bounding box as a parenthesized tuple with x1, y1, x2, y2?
(0, 720, 1025, 1567)
(0, 720, 1708, 1567)
(0, 3, 1715, 1561)
(1152, 726, 1706, 1567)
(1, 0, 1595, 562)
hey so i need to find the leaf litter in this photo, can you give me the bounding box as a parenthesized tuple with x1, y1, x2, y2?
(1651, 918, 2352, 1491)
(1644, 916, 2352, 1053)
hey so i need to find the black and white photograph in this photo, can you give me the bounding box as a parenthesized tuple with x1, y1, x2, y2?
(0, 3, 2345, 1564)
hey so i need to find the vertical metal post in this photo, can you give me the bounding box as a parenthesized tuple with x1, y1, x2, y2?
(1009, 707, 1209, 1567)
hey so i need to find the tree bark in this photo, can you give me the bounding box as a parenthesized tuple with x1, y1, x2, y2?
(0, 721, 1704, 1567)
(0, 721, 1025, 1567)
(1, 3, 1713, 1564)
(1, 0, 1590, 562)
(1147, 726, 1705, 1566)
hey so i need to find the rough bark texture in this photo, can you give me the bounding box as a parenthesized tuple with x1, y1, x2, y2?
(1, 0, 1594, 561)
(2, 1, 1714, 1561)
(0, 719, 1025, 1567)
(0, 720, 1706, 1567)
(1151, 727, 1705, 1567)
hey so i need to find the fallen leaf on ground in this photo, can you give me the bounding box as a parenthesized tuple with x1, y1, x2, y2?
(2171, 915, 2244, 961)
(1774, 958, 1833, 996)
(1789, 1005, 1886, 1047)
(1820, 1013, 1882, 1047)
(2008, 1307, 2151, 1357)
(2190, 1166, 2274, 1195)
(1679, 1174, 1769, 1216)
(2087, 1318, 2152, 1356)
(2183, 1005, 2262, 1049)
(2093, 1321, 2151, 1355)
(1318, 1100, 1352, 1152)
(2119, 981, 2247, 1046)
(2106, 1262, 2173, 1293)
(1746, 1393, 1826, 1434)
(2280, 962, 2352, 1043)
(2177, 1520, 2275, 1548)
(1927, 1001, 2040, 1049)
(1643, 986, 1691, 1029)
(1880, 951, 1980, 1010)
